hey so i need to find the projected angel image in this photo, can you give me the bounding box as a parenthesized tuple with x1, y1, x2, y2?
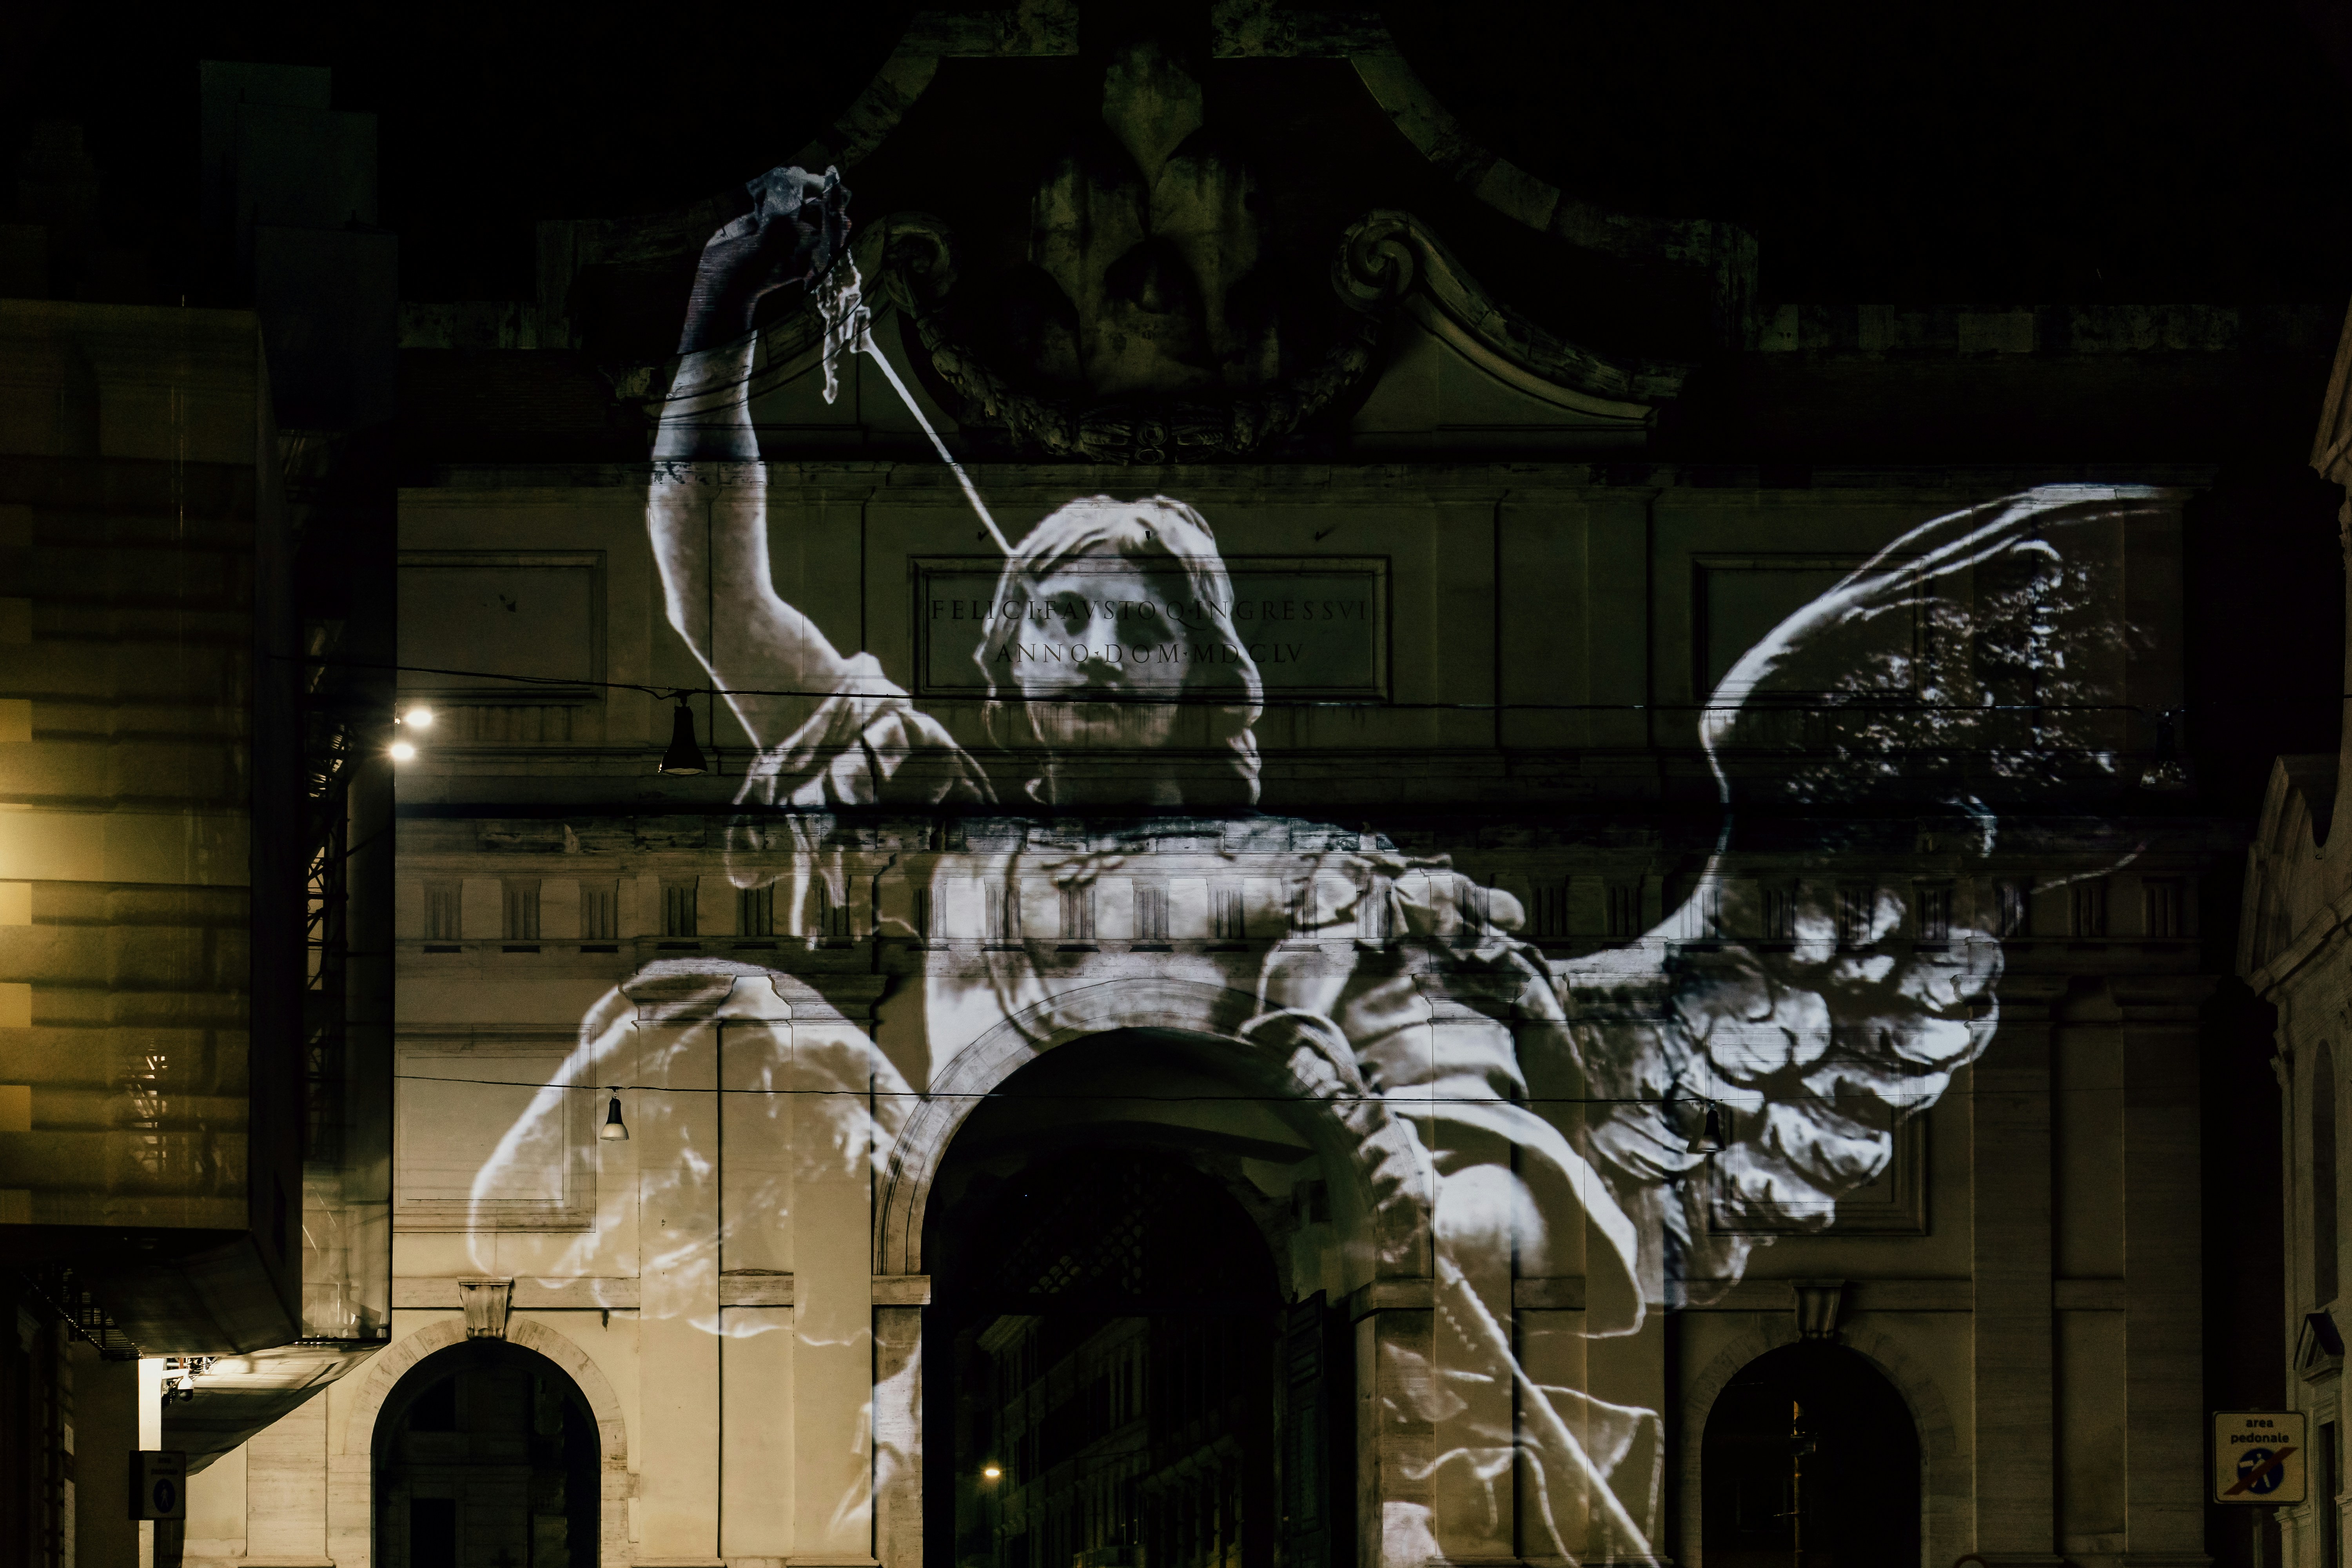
(468, 167, 2162, 1566)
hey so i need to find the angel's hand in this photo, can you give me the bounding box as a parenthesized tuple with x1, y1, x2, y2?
(1240, 1007, 1367, 1102)
(678, 166, 853, 354)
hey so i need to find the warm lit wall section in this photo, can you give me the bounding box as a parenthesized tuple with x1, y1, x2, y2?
(0, 301, 297, 1348)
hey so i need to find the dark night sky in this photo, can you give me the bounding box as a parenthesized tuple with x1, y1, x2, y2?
(6, 0, 2350, 307)
(1394, 0, 2352, 304)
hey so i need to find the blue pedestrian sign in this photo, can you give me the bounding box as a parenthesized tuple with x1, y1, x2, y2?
(2213, 1412, 2308, 1505)
(129, 1450, 186, 1521)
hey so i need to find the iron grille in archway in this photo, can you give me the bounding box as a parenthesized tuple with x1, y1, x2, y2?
(1701, 1341, 1920, 1568)
(372, 1339, 600, 1568)
(931, 1146, 1349, 1568)
(981, 1151, 1214, 1309)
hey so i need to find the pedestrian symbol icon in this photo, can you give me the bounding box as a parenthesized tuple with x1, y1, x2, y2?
(129, 1450, 187, 1521)
(2234, 1448, 2292, 1496)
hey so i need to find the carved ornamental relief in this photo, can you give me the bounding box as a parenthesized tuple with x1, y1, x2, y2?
(1025, 36, 1280, 398)
(617, 24, 1692, 461)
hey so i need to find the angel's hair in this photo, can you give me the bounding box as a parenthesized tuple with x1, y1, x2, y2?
(976, 495, 1262, 804)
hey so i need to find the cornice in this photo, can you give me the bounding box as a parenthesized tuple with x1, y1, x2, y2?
(615, 206, 1681, 464)
(2249, 884, 2352, 1000)
(1333, 211, 1686, 407)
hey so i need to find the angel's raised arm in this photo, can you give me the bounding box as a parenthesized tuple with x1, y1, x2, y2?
(648, 168, 860, 755)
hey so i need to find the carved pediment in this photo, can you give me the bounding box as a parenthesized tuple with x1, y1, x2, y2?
(2297, 1308, 2343, 1383)
(1024, 35, 1272, 399)
(590, 2, 1744, 460)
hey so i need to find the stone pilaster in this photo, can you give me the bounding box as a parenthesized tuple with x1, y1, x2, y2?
(1350, 1280, 1437, 1568)
(872, 1283, 929, 1568)
(628, 973, 722, 1563)
(2118, 977, 2213, 1566)
(720, 1009, 796, 1564)
(1974, 977, 2064, 1563)
(787, 982, 884, 1568)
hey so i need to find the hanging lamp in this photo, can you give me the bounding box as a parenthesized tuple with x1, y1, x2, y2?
(600, 1090, 630, 1142)
(658, 699, 707, 776)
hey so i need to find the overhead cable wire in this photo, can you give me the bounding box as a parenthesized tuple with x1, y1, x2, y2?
(285, 651, 2165, 720)
(390, 1071, 1986, 1109)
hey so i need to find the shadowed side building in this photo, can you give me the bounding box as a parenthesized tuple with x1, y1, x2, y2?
(2239, 298, 2352, 1568)
(0, 58, 401, 1566)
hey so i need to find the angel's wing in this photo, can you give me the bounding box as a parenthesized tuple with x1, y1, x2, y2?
(1573, 485, 2175, 1297)
(1702, 483, 2176, 807)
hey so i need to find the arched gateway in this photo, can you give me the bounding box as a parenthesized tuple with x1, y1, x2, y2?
(868, 983, 1427, 1568)
(872, 979, 1433, 1285)
(862, 975, 1661, 1568)
(372, 1337, 604, 1568)
(1701, 1341, 1922, 1568)
(920, 1031, 1355, 1568)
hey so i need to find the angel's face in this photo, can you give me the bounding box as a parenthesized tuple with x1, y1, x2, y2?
(1013, 557, 1195, 749)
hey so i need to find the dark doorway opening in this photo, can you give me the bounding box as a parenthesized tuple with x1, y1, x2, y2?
(926, 1131, 1351, 1568)
(1701, 1342, 1920, 1568)
(373, 1338, 601, 1568)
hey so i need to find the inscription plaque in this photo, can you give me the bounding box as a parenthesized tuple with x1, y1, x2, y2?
(913, 556, 1388, 699)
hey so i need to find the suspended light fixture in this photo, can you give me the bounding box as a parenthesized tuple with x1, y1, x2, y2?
(403, 705, 434, 728)
(658, 699, 707, 776)
(600, 1090, 629, 1142)
(2138, 706, 2192, 793)
(1686, 1099, 1728, 1155)
(388, 739, 417, 762)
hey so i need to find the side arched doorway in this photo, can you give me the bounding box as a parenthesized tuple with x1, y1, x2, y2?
(373, 1338, 602, 1568)
(921, 1029, 1356, 1568)
(1701, 1342, 1920, 1568)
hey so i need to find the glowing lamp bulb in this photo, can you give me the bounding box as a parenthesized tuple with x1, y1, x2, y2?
(403, 706, 434, 728)
(982, 1465, 1002, 1481)
(388, 740, 417, 762)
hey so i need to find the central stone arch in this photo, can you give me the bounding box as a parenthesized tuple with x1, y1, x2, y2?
(872, 976, 1431, 1285)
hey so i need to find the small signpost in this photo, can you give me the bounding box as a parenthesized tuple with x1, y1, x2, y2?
(2213, 1411, 2308, 1505)
(130, 1450, 187, 1520)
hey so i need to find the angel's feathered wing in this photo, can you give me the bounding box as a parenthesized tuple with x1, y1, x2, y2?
(1573, 484, 2177, 1299)
(1702, 483, 2172, 807)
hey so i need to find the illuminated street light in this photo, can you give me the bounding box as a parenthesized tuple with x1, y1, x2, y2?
(982, 1465, 1001, 1481)
(388, 740, 416, 762)
(403, 706, 434, 728)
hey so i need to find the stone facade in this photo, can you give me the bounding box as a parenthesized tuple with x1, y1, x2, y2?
(176, 464, 2233, 1568)
(172, 7, 2298, 1568)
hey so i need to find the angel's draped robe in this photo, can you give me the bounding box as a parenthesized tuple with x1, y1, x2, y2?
(710, 656, 1666, 1555)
